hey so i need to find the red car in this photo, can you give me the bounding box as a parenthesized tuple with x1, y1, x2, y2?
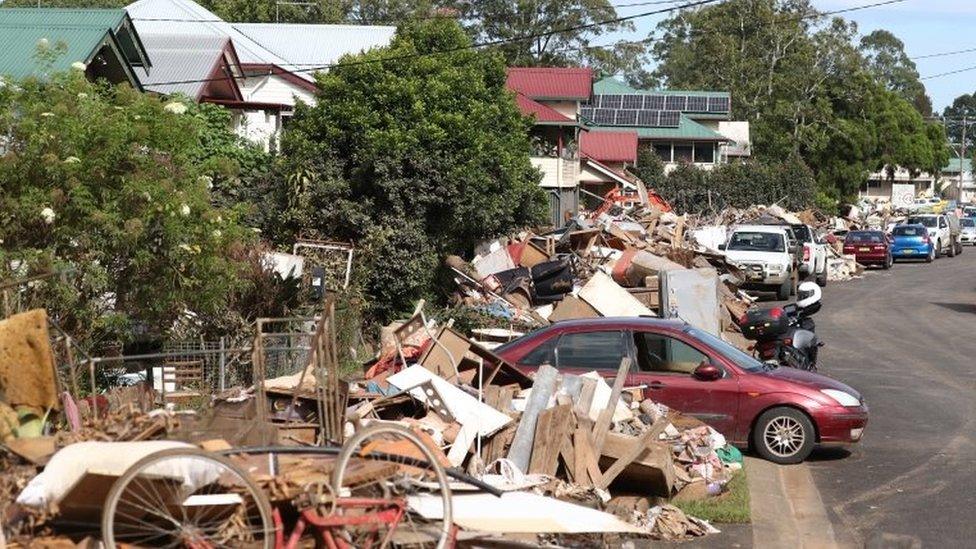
(843, 230, 893, 269)
(496, 318, 868, 464)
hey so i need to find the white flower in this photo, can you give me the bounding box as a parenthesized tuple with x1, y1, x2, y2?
(63, 156, 80, 164)
(215, 215, 223, 223)
(180, 203, 190, 216)
(70, 61, 87, 72)
(40, 207, 55, 224)
(212, 229, 222, 238)
(37, 38, 49, 48)
(40, 112, 54, 118)
(197, 175, 213, 189)
(164, 101, 187, 115)
(251, 227, 262, 233)
(77, 92, 88, 99)
(142, 191, 152, 201)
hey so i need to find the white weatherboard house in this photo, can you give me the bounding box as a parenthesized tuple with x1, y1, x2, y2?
(125, 0, 395, 149)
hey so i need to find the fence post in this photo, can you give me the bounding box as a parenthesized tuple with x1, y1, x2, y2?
(218, 336, 226, 392)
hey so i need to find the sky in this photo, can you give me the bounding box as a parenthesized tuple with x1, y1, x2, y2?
(618, 0, 976, 112)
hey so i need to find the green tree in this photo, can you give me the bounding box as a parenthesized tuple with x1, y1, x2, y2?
(275, 19, 546, 321)
(1, 0, 127, 6)
(0, 70, 254, 346)
(942, 92, 976, 155)
(859, 30, 931, 116)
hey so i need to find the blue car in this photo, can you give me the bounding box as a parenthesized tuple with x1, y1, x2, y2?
(891, 224, 934, 262)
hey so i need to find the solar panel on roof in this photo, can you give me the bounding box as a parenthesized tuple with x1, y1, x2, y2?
(664, 95, 687, 111)
(637, 110, 660, 126)
(687, 96, 708, 111)
(580, 107, 595, 121)
(645, 95, 665, 110)
(659, 111, 680, 127)
(621, 95, 643, 109)
(707, 96, 730, 112)
(615, 110, 638, 125)
(593, 109, 615, 125)
(601, 94, 623, 109)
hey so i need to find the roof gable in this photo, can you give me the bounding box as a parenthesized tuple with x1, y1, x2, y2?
(138, 33, 242, 100)
(506, 67, 593, 101)
(580, 131, 638, 163)
(514, 93, 577, 126)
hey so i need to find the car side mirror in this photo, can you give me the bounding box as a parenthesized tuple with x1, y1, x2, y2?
(693, 361, 722, 381)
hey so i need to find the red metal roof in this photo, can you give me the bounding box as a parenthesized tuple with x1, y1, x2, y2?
(514, 93, 577, 125)
(580, 131, 638, 163)
(506, 67, 593, 100)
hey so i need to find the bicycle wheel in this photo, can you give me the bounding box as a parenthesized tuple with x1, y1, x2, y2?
(331, 422, 453, 549)
(101, 447, 274, 548)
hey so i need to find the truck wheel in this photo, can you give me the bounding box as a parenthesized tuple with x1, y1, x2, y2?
(752, 407, 816, 464)
(816, 269, 828, 287)
(776, 278, 790, 301)
(948, 240, 956, 257)
(935, 240, 942, 259)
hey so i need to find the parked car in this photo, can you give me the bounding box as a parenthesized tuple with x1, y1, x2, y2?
(890, 224, 935, 262)
(906, 197, 946, 213)
(905, 214, 961, 258)
(495, 317, 868, 464)
(960, 217, 976, 246)
(721, 225, 795, 300)
(843, 230, 892, 269)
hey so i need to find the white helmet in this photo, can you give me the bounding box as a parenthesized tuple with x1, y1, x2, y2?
(796, 281, 821, 310)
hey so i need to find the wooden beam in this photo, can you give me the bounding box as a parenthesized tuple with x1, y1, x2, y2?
(596, 415, 671, 489)
(590, 357, 631, 454)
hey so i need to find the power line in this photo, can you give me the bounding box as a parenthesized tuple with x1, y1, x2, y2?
(912, 46, 976, 61)
(921, 64, 976, 81)
(142, 0, 724, 87)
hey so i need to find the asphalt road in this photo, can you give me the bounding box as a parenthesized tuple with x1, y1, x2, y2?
(805, 250, 976, 546)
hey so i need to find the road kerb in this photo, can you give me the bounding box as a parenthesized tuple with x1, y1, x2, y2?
(747, 456, 841, 548)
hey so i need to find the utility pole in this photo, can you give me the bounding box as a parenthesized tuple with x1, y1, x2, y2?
(960, 116, 967, 203)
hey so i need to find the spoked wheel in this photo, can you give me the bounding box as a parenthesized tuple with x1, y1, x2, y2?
(101, 447, 274, 548)
(331, 422, 453, 548)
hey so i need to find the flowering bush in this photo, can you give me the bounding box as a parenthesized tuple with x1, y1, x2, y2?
(0, 71, 254, 346)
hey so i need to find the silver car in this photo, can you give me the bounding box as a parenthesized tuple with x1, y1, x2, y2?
(961, 217, 976, 246)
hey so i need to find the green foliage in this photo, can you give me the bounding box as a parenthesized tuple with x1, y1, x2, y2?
(1, 0, 128, 6)
(274, 19, 546, 322)
(0, 71, 255, 346)
(651, 156, 817, 215)
(650, 0, 947, 203)
(943, 92, 976, 153)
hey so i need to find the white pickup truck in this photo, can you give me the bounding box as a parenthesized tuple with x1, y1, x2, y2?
(722, 225, 795, 300)
(789, 223, 828, 287)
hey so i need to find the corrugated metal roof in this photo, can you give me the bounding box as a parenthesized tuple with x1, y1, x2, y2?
(506, 67, 593, 101)
(0, 8, 127, 28)
(580, 131, 638, 163)
(594, 77, 730, 99)
(127, 0, 395, 82)
(514, 93, 577, 125)
(0, 25, 111, 80)
(943, 157, 973, 173)
(137, 33, 234, 99)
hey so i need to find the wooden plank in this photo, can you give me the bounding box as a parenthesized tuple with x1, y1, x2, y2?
(590, 357, 631, 454)
(574, 377, 597, 419)
(596, 417, 670, 489)
(528, 404, 573, 476)
(506, 364, 558, 472)
(558, 432, 576, 482)
(573, 426, 603, 487)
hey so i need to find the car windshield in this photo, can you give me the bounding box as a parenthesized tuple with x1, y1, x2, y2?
(893, 225, 926, 237)
(727, 231, 785, 252)
(686, 327, 765, 373)
(907, 217, 937, 228)
(961, 218, 975, 228)
(846, 232, 883, 243)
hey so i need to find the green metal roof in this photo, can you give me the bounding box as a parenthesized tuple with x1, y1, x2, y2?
(593, 77, 730, 99)
(588, 115, 727, 142)
(0, 8, 150, 84)
(942, 157, 972, 173)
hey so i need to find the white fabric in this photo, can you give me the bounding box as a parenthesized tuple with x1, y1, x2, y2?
(17, 441, 222, 507)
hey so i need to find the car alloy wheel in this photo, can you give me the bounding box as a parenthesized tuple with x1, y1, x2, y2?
(764, 417, 805, 458)
(752, 407, 816, 464)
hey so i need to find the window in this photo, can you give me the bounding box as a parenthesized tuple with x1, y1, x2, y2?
(893, 226, 926, 237)
(693, 142, 715, 163)
(634, 332, 709, 374)
(845, 232, 884, 244)
(727, 231, 786, 252)
(673, 143, 693, 163)
(555, 331, 628, 370)
(907, 216, 937, 228)
(653, 143, 672, 161)
(519, 337, 557, 367)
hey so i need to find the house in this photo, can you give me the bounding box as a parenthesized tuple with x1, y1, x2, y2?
(0, 8, 150, 89)
(126, 0, 395, 149)
(861, 166, 937, 202)
(506, 67, 592, 224)
(940, 157, 975, 203)
(585, 77, 750, 171)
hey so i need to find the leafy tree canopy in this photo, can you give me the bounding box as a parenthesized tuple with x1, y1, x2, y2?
(0, 67, 258, 346)
(273, 19, 546, 321)
(859, 30, 931, 116)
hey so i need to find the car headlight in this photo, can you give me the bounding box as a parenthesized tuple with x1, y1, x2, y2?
(767, 264, 784, 273)
(821, 389, 860, 407)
